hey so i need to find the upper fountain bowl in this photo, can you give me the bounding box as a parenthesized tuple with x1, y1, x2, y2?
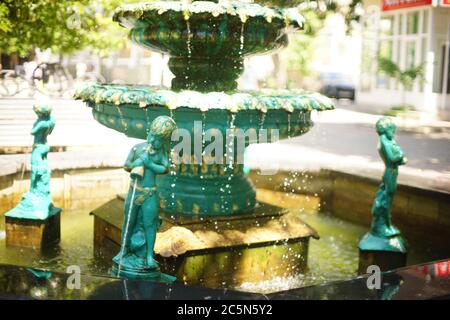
(113, 1, 305, 91)
(113, 1, 304, 58)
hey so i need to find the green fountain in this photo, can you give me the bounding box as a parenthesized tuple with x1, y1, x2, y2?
(75, 0, 334, 284)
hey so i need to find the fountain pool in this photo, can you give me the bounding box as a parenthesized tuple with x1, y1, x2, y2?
(1, 183, 448, 294)
(2, 0, 449, 299)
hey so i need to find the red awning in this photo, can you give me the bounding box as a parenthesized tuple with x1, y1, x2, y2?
(381, 0, 432, 11)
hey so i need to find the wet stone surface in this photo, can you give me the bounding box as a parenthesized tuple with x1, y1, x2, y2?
(1, 260, 450, 300)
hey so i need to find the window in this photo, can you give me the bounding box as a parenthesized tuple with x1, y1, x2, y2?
(422, 10, 428, 34)
(380, 16, 394, 36)
(378, 9, 429, 92)
(377, 41, 394, 90)
(406, 12, 419, 35)
(405, 41, 416, 68)
(421, 39, 428, 65)
(379, 40, 393, 60)
(372, 9, 429, 92)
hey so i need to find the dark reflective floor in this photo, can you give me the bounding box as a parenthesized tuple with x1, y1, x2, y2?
(268, 259, 450, 300)
(1, 259, 449, 300)
(0, 264, 263, 300)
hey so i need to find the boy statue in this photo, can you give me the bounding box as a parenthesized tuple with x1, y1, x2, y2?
(6, 102, 60, 220)
(359, 117, 407, 253)
(112, 115, 177, 280)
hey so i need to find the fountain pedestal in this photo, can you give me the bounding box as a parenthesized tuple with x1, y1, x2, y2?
(358, 249, 407, 275)
(75, 1, 333, 283)
(92, 194, 317, 288)
(358, 232, 408, 274)
(5, 208, 61, 249)
(158, 163, 256, 216)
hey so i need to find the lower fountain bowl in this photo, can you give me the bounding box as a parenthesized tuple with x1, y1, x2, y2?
(74, 83, 333, 215)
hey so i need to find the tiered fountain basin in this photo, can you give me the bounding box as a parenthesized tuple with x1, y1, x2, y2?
(74, 0, 333, 283)
(74, 83, 333, 216)
(73, 1, 334, 216)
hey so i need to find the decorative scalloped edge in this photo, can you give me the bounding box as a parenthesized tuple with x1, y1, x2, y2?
(74, 83, 334, 113)
(113, 1, 305, 28)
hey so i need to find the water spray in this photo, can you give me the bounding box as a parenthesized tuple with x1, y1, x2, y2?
(117, 178, 138, 276)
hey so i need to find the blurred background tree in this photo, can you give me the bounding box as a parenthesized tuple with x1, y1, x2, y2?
(275, 0, 363, 88)
(0, 0, 131, 62)
(0, 0, 363, 87)
(0, 0, 362, 57)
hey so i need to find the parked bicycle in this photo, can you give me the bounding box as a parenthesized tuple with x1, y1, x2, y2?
(32, 62, 106, 97)
(0, 69, 22, 97)
(0, 62, 105, 98)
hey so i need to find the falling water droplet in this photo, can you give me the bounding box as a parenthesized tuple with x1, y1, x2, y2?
(185, 19, 193, 86)
(287, 113, 291, 139)
(115, 105, 127, 133)
(117, 179, 138, 276)
(239, 22, 245, 55)
(259, 112, 266, 140)
(145, 108, 151, 135)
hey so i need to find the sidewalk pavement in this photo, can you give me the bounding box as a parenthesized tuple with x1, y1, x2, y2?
(0, 98, 140, 149)
(259, 106, 450, 192)
(335, 100, 450, 134)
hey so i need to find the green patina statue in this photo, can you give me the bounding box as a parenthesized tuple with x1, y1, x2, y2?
(6, 103, 60, 220)
(359, 117, 407, 253)
(112, 115, 177, 280)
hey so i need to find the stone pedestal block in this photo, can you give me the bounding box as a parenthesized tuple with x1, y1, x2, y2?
(358, 250, 407, 275)
(5, 207, 61, 249)
(91, 195, 318, 287)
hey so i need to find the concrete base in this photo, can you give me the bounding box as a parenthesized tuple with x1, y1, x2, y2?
(91, 195, 318, 288)
(5, 207, 61, 249)
(358, 250, 407, 275)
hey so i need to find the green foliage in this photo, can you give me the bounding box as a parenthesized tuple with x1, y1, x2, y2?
(283, 1, 362, 79)
(378, 57, 400, 78)
(383, 104, 415, 117)
(344, 0, 362, 30)
(0, 0, 130, 57)
(0, 3, 12, 33)
(0, 0, 363, 60)
(378, 57, 425, 90)
(306, 0, 362, 33)
(283, 10, 323, 77)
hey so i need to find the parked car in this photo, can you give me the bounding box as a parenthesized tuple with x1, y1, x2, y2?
(319, 72, 355, 101)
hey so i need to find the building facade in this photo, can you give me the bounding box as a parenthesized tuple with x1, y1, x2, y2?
(358, 0, 450, 119)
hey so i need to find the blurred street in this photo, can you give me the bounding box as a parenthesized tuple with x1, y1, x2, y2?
(287, 102, 450, 173)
